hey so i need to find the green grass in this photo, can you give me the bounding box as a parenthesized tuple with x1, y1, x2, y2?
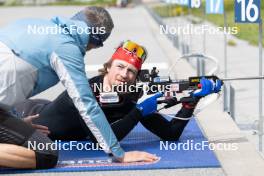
(228, 39, 237, 46)
(47, 0, 117, 6)
(1, 0, 23, 6)
(0, 0, 117, 7)
(153, 0, 264, 46)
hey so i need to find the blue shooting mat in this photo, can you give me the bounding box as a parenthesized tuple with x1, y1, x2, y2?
(0, 117, 220, 174)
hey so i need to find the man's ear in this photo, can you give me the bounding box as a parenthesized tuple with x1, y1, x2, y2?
(86, 44, 90, 51)
(86, 43, 96, 51)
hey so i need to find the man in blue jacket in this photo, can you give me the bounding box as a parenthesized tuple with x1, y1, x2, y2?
(0, 6, 158, 169)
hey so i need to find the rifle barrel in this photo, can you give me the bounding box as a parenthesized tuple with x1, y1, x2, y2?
(222, 76, 264, 81)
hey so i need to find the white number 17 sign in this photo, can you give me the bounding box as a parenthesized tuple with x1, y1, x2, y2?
(206, 0, 224, 14)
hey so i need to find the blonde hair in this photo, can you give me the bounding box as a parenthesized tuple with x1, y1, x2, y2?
(98, 59, 113, 76)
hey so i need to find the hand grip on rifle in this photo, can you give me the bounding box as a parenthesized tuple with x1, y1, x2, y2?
(157, 97, 179, 108)
(136, 92, 163, 116)
(157, 96, 199, 110)
(191, 77, 222, 97)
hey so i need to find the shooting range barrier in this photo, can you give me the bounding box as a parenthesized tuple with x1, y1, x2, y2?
(145, 0, 263, 152)
(143, 0, 264, 175)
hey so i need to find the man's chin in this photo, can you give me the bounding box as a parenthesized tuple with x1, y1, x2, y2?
(115, 81, 126, 85)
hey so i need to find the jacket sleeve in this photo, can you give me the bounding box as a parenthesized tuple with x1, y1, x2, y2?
(110, 108, 143, 141)
(50, 44, 124, 158)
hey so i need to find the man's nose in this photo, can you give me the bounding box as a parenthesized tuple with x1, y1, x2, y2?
(120, 69, 128, 78)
